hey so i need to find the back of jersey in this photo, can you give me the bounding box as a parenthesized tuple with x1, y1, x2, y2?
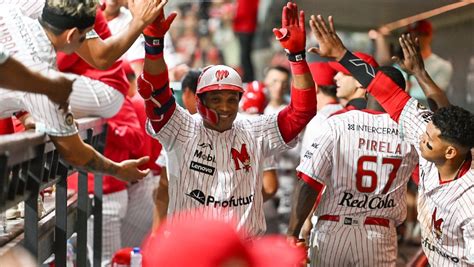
(303, 110, 417, 225)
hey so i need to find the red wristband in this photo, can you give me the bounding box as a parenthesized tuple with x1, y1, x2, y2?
(290, 60, 310, 75)
(145, 52, 164, 60)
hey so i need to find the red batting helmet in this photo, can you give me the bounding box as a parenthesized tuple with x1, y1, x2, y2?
(196, 65, 244, 125)
(240, 81, 267, 114)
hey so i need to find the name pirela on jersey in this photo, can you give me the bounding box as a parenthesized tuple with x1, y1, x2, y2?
(298, 109, 418, 225)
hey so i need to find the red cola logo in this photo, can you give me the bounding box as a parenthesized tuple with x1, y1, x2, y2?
(215, 69, 230, 81)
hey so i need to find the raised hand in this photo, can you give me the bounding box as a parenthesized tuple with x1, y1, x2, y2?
(392, 34, 425, 76)
(143, 10, 177, 38)
(308, 15, 346, 60)
(116, 156, 151, 183)
(128, 0, 169, 28)
(273, 2, 306, 54)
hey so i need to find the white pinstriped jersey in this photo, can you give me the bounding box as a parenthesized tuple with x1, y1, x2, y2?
(0, 3, 78, 136)
(0, 44, 8, 64)
(298, 109, 418, 225)
(146, 106, 295, 236)
(399, 98, 474, 266)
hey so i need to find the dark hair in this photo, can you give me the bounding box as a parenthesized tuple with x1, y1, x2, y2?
(376, 66, 406, 90)
(40, 0, 97, 35)
(319, 85, 337, 98)
(432, 106, 474, 149)
(265, 65, 290, 77)
(181, 69, 202, 95)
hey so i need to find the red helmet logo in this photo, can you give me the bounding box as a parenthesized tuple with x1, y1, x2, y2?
(215, 70, 230, 81)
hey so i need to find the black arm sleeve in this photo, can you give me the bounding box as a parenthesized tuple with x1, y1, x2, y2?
(339, 51, 377, 88)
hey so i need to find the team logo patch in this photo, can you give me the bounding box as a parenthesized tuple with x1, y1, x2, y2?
(65, 112, 74, 126)
(190, 161, 215, 175)
(303, 151, 313, 159)
(186, 189, 206, 204)
(231, 144, 251, 173)
(311, 143, 319, 149)
(432, 207, 444, 240)
(417, 102, 428, 110)
(215, 69, 230, 81)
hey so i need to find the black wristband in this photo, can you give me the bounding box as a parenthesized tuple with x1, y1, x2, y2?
(144, 36, 164, 47)
(287, 50, 306, 62)
(145, 43, 164, 55)
(338, 51, 376, 88)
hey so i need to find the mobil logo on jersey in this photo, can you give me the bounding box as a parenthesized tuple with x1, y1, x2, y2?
(338, 191, 396, 210)
(231, 144, 251, 173)
(194, 149, 216, 163)
(186, 189, 254, 208)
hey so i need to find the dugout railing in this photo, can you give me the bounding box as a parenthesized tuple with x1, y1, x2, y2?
(0, 117, 107, 267)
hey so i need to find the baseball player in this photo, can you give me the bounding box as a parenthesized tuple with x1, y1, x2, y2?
(311, 14, 474, 266)
(0, 0, 165, 119)
(0, 2, 149, 182)
(289, 65, 418, 266)
(139, 2, 317, 237)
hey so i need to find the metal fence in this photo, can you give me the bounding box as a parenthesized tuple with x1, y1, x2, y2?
(0, 118, 107, 266)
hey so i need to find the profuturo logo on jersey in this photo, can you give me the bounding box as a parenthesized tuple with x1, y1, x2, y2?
(194, 149, 216, 163)
(231, 144, 251, 173)
(338, 191, 396, 209)
(186, 189, 254, 208)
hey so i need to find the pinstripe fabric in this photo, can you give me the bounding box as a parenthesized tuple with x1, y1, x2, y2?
(399, 99, 474, 266)
(146, 106, 295, 237)
(298, 110, 417, 266)
(87, 190, 128, 267)
(121, 172, 158, 247)
(311, 221, 397, 267)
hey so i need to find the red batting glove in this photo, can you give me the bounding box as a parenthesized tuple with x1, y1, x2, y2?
(143, 11, 177, 39)
(273, 2, 306, 54)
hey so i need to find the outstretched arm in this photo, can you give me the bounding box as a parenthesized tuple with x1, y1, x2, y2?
(76, 0, 166, 70)
(287, 178, 321, 238)
(393, 34, 450, 111)
(51, 134, 149, 183)
(273, 2, 317, 143)
(0, 55, 72, 111)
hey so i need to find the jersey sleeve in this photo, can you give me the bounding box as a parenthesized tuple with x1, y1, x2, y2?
(146, 105, 195, 151)
(296, 122, 334, 187)
(263, 155, 277, 171)
(398, 98, 433, 153)
(463, 219, 474, 264)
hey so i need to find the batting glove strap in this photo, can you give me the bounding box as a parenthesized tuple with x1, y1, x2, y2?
(287, 50, 306, 62)
(144, 36, 164, 55)
(153, 96, 176, 115)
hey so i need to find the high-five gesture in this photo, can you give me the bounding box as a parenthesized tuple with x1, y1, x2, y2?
(273, 2, 306, 57)
(392, 34, 425, 76)
(308, 15, 346, 60)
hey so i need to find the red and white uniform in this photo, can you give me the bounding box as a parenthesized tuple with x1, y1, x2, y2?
(0, 2, 78, 136)
(399, 99, 474, 266)
(147, 109, 295, 236)
(297, 109, 418, 266)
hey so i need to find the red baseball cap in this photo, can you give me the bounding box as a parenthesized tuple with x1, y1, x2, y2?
(406, 20, 433, 36)
(141, 212, 306, 267)
(328, 51, 379, 75)
(308, 62, 337, 86)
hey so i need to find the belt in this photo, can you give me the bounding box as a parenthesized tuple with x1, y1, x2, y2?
(319, 215, 390, 228)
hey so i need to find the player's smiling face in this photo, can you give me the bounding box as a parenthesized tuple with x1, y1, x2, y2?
(203, 90, 240, 132)
(419, 122, 450, 162)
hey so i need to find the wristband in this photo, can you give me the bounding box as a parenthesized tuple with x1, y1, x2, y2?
(145, 43, 164, 55)
(289, 60, 310, 75)
(287, 50, 306, 62)
(144, 36, 164, 47)
(338, 51, 376, 88)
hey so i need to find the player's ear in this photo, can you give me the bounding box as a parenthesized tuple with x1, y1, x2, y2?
(444, 145, 457, 160)
(65, 28, 79, 44)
